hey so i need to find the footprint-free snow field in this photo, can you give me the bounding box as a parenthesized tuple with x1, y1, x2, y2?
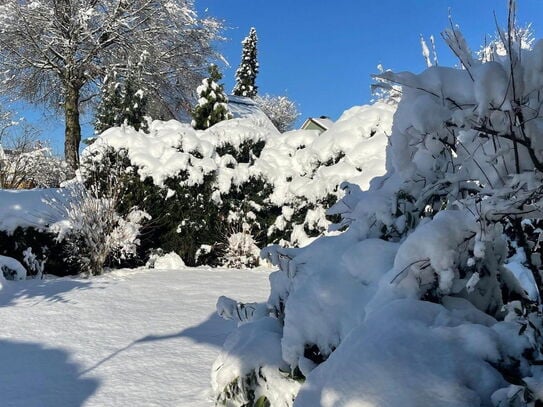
(0, 267, 271, 406)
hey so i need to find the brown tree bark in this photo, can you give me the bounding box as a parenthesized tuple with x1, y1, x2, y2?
(64, 83, 82, 174)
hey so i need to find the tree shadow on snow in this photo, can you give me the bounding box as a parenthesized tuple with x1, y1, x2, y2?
(0, 277, 102, 307)
(138, 312, 236, 347)
(0, 339, 100, 407)
(80, 313, 234, 376)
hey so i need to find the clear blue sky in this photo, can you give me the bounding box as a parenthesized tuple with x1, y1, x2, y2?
(14, 0, 543, 156)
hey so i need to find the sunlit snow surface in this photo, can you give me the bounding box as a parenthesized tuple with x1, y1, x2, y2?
(0, 267, 270, 406)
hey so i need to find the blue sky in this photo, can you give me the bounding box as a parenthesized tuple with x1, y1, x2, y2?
(13, 0, 543, 155)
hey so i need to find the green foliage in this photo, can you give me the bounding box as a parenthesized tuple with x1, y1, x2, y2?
(216, 370, 266, 407)
(216, 140, 265, 164)
(0, 227, 78, 277)
(122, 71, 149, 133)
(95, 57, 149, 134)
(192, 64, 232, 130)
(95, 70, 123, 134)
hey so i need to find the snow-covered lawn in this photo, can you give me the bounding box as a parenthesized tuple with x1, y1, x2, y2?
(1, 267, 271, 407)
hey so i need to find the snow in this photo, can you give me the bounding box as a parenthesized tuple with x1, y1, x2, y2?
(149, 251, 186, 269)
(226, 95, 276, 130)
(0, 255, 26, 281)
(294, 299, 505, 407)
(0, 267, 271, 406)
(0, 188, 67, 233)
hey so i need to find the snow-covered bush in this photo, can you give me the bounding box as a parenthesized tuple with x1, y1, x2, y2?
(82, 97, 393, 267)
(49, 180, 149, 276)
(212, 7, 543, 406)
(191, 64, 232, 130)
(0, 255, 26, 281)
(147, 250, 186, 270)
(220, 225, 261, 269)
(0, 189, 78, 277)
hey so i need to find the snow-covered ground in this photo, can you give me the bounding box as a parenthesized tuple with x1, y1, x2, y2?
(0, 267, 271, 407)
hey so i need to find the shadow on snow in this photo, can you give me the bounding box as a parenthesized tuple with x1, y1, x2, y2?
(0, 277, 102, 307)
(0, 339, 100, 407)
(81, 312, 233, 376)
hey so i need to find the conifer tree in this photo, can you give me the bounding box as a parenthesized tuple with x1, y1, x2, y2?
(121, 58, 149, 133)
(94, 58, 149, 134)
(95, 70, 123, 135)
(191, 64, 232, 130)
(232, 27, 259, 98)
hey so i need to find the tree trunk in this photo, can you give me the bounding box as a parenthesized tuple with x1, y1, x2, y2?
(64, 84, 82, 174)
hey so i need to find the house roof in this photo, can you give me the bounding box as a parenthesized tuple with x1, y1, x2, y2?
(226, 95, 277, 131)
(301, 116, 334, 132)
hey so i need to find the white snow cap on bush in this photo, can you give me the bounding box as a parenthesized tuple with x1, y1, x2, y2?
(148, 251, 186, 270)
(0, 255, 27, 281)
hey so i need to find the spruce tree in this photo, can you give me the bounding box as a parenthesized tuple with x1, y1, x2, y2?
(94, 56, 150, 134)
(95, 70, 123, 134)
(232, 27, 259, 98)
(122, 64, 149, 133)
(191, 64, 232, 130)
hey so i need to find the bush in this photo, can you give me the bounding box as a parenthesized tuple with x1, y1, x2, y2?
(0, 227, 78, 277)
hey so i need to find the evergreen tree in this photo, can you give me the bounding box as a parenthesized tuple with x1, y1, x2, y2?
(122, 57, 149, 133)
(232, 27, 259, 98)
(191, 64, 232, 130)
(95, 70, 123, 134)
(94, 57, 149, 134)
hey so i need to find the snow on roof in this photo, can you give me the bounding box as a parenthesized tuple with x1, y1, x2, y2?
(226, 95, 277, 131)
(301, 116, 334, 132)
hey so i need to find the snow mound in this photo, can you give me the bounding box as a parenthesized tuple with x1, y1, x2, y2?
(0, 255, 27, 281)
(149, 251, 186, 270)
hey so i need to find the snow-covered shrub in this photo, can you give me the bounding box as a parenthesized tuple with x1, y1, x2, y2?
(191, 64, 232, 130)
(0, 255, 26, 281)
(82, 99, 393, 267)
(213, 7, 543, 406)
(49, 181, 149, 276)
(147, 250, 186, 270)
(220, 225, 261, 269)
(0, 226, 75, 277)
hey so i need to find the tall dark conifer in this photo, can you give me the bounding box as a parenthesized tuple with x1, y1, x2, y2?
(232, 27, 259, 98)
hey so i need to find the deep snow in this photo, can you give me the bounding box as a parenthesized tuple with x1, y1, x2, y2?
(0, 267, 271, 406)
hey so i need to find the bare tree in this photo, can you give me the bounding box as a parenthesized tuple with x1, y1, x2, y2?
(0, 0, 223, 172)
(0, 105, 68, 189)
(254, 94, 300, 132)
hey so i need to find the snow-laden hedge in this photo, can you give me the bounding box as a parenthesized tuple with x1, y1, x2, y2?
(0, 189, 78, 277)
(81, 102, 393, 266)
(212, 23, 543, 407)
